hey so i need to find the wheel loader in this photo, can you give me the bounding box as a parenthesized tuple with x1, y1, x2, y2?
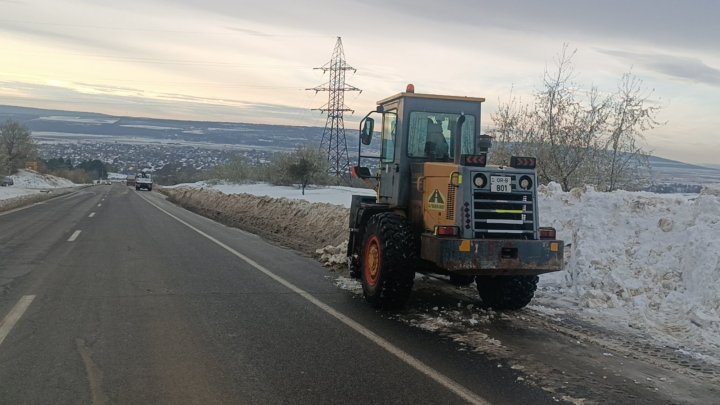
(347, 85, 564, 310)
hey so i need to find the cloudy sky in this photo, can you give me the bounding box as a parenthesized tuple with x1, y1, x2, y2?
(0, 0, 718, 164)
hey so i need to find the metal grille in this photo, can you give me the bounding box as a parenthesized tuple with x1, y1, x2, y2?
(473, 185, 535, 239)
(446, 184, 456, 220)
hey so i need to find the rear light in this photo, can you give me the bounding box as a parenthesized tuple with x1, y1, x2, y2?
(510, 156, 536, 169)
(434, 226, 459, 237)
(463, 154, 487, 167)
(539, 227, 556, 240)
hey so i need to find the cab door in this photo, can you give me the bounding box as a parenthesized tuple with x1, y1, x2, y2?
(378, 109, 398, 204)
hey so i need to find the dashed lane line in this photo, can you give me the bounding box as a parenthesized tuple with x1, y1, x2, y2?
(89, 212, 96, 218)
(68, 230, 82, 242)
(0, 295, 36, 347)
(139, 194, 490, 405)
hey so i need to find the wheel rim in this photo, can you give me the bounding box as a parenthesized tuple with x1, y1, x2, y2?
(364, 236, 381, 288)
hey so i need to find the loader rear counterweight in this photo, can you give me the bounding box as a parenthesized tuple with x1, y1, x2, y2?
(347, 85, 564, 310)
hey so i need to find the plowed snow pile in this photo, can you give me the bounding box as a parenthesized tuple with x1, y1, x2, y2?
(0, 170, 78, 210)
(10, 169, 75, 189)
(537, 183, 720, 355)
(164, 181, 720, 355)
(163, 181, 375, 208)
(162, 187, 350, 252)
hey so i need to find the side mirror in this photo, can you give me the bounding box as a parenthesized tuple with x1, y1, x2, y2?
(475, 134, 493, 153)
(361, 118, 375, 145)
(351, 166, 373, 179)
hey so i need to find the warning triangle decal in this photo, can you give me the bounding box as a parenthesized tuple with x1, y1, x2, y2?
(430, 189, 444, 204)
(428, 189, 445, 210)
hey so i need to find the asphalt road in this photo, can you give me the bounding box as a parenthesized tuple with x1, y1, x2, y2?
(0, 185, 558, 405)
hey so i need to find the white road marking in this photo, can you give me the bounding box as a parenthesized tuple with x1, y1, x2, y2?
(89, 212, 96, 218)
(141, 195, 489, 405)
(60, 192, 83, 200)
(97, 203, 102, 207)
(68, 230, 82, 242)
(0, 295, 36, 347)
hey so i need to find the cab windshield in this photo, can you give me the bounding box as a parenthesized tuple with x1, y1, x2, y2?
(407, 111, 475, 160)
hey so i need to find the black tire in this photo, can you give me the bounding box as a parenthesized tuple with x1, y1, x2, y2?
(449, 274, 476, 286)
(360, 212, 416, 309)
(148, 185, 153, 191)
(135, 186, 140, 190)
(475, 275, 539, 310)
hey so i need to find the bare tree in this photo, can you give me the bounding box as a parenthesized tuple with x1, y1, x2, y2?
(601, 73, 662, 191)
(532, 46, 612, 190)
(490, 45, 661, 191)
(0, 120, 37, 174)
(489, 91, 537, 167)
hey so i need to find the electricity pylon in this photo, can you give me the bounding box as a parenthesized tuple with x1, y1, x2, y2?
(307, 37, 361, 177)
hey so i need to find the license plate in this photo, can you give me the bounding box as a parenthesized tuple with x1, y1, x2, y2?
(490, 176, 512, 193)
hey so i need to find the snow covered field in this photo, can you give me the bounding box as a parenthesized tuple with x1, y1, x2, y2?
(168, 180, 720, 360)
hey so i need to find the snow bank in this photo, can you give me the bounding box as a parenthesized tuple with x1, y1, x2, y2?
(160, 187, 350, 253)
(165, 181, 375, 208)
(538, 183, 720, 353)
(9, 169, 75, 189)
(0, 170, 79, 211)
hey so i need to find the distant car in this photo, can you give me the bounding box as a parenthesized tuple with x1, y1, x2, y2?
(1, 176, 13, 186)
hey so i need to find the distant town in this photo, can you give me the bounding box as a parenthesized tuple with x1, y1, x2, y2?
(37, 141, 271, 175)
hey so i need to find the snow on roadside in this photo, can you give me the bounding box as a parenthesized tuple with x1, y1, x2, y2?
(316, 241, 349, 267)
(7, 169, 75, 189)
(165, 181, 375, 208)
(536, 182, 720, 356)
(1, 170, 78, 205)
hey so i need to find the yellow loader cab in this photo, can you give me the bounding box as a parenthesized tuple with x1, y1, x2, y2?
(348, 85, 564, 310)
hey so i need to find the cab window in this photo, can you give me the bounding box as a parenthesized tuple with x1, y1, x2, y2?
(381, 111, 397, 162)
(407, 112, 475, 160)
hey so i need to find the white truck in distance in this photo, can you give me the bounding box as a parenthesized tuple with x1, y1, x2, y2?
(136, 172, 153, 191)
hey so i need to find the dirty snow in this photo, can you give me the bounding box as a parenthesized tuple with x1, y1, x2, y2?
(160, 187, 350, 251)
(166, 181, 375, 208)
(535, 182, 720, 356)
(167, 180, 720, 358)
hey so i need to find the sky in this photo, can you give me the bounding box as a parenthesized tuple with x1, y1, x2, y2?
(0, 0, 718, 165)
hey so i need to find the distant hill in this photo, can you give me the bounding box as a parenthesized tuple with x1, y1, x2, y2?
(0, 104, 338, 153)
(645, 155, 720, 185)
